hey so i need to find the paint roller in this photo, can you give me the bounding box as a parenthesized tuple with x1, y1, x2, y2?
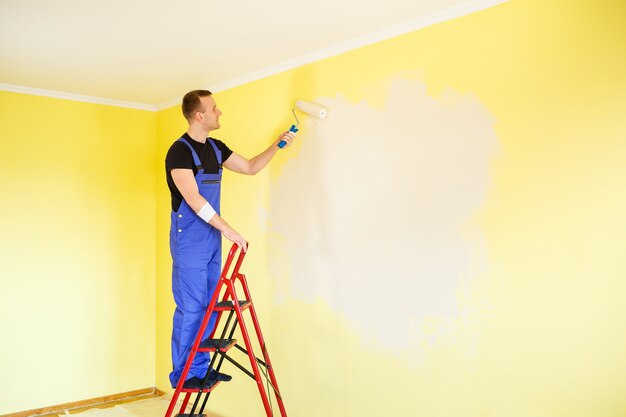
(278, 100, 328, 148)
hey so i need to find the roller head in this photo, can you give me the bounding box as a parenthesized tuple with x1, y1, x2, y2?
(295, 100, 327, 119)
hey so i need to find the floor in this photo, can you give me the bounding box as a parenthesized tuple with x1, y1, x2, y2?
(49, 394, 225, 417)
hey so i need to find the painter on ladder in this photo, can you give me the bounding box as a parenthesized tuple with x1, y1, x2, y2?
(165, 89, 295, 389)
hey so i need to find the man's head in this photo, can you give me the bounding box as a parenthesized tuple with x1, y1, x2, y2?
(182, 90, 222, 131)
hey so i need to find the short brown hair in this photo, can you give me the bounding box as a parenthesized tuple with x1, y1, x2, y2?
(182, 90, 212, 121)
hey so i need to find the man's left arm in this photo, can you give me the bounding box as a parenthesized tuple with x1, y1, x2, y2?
(224, 131, 295, 175)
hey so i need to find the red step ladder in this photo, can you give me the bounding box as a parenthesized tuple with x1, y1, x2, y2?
(164, 243, 288, 417)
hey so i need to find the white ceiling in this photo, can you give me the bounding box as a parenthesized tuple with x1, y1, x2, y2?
(0, 0, 505, 109)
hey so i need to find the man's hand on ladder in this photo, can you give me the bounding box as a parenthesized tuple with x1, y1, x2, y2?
(223, 228, 247, 253)
(208, 214, 248, 252)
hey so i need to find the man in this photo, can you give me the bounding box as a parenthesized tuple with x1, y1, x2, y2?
(165, 89, 294, 389)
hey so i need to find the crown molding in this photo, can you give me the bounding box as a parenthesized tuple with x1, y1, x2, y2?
(2, 0, 508, 112)
(0, 83, 157, 111)
(157, 0, 508, 110)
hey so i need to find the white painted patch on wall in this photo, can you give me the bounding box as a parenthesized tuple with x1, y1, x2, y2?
(268, 77, 498, 359)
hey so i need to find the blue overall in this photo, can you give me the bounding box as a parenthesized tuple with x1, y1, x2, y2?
(169, 137, 223, 388)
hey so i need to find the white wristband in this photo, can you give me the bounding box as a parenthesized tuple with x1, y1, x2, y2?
(197, 202, 216, 222)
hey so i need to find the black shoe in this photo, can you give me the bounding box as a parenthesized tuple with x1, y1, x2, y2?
(183, 377, 209, 389)
(182, 371, 231, 389)
(207, 369, 232, 382)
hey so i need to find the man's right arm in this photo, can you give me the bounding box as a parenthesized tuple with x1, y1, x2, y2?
(171, 168, 247, 252)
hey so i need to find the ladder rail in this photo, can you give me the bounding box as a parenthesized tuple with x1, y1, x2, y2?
(226, 278, 276, 415)
(236, 271, 288, 416)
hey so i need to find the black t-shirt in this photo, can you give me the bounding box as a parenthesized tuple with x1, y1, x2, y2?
(165, 133, 234, 211)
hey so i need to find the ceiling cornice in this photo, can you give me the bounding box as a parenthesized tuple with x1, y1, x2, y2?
(1, 0, 508, 112)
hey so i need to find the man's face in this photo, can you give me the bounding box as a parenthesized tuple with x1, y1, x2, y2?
(198, 95, 222, 131)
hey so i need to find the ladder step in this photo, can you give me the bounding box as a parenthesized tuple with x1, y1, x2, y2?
(215, 300, 251, 311)
(199, 338, 237, 352)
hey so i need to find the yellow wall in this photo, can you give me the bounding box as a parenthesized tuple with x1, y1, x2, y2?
(153, 1, 626, 416)
(0, 92, 157, 414)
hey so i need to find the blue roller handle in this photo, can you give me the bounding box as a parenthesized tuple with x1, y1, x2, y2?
(278, 124, 299, 148)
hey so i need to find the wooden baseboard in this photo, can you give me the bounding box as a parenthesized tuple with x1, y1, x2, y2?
(1, 387, 165, 417)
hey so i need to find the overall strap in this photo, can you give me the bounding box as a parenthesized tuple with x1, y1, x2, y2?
(207, 139, 223, 171)
(177, 137, 204, 173)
